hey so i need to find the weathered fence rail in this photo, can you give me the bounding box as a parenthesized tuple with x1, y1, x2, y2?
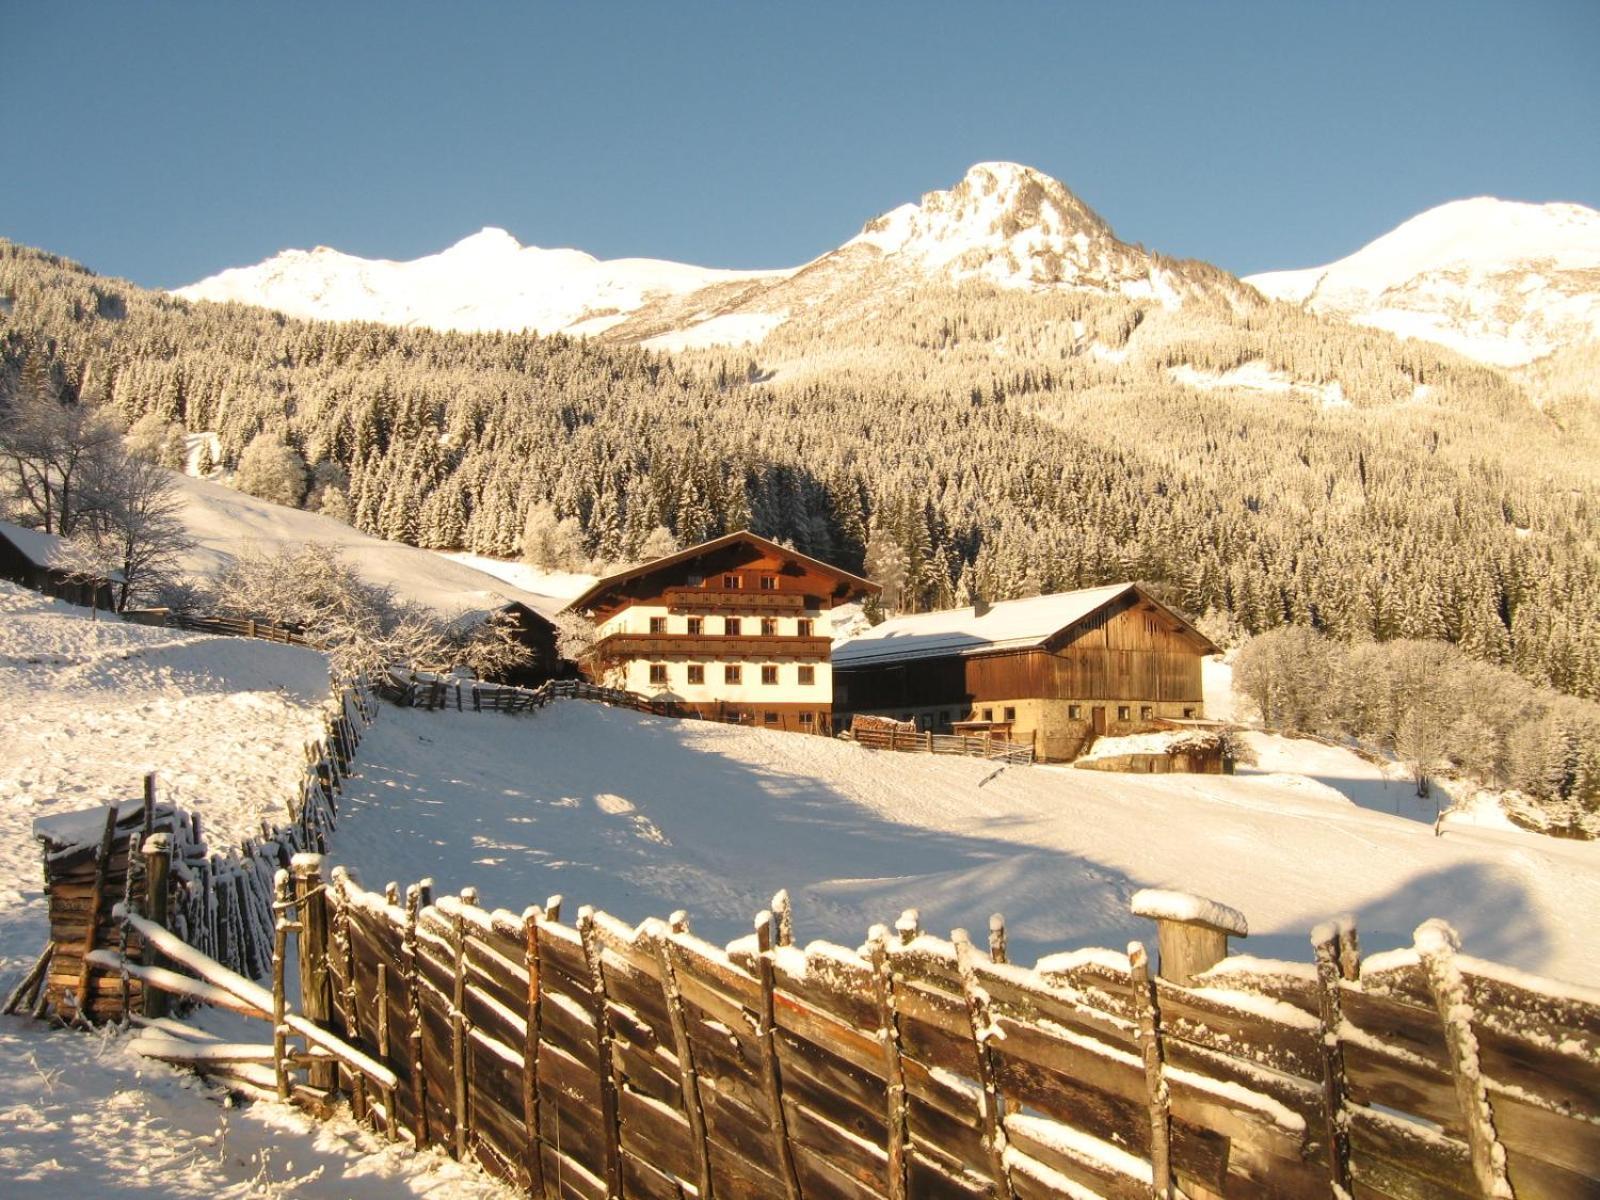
(13, 675, 373, 1024)
(846, 724, 1036, 765)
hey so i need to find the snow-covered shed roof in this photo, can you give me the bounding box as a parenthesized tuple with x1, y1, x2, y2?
(0, 517, 68, 569)
(831, 582, 1216, 668)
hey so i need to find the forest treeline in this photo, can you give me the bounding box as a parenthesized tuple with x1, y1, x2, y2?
(1, 239, 1596, 701)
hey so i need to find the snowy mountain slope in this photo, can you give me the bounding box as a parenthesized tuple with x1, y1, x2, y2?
(1246, 197, 1600, 366)
(172, 473, 567, 618)
(330, 701, 1600, 986)
(174, 162, 1254, 351)
(175, 226, 790, 338)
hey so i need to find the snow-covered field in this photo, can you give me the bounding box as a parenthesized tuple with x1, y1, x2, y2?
(5, 579, 1600, 1195)
(330, 701, 1600, 987)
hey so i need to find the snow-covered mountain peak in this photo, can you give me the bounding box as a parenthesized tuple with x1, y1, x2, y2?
(842, 161, 1235, 307)
(1247, 196, 1600, 365)
(441, 226, 529, 257)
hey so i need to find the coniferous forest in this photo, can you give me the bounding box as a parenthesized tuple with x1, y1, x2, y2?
(2, 238, 1596, 714)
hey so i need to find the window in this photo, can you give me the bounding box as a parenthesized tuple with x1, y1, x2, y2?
(1068, 704, 1082, 720)
(938, 710, 950, 725)
(724, 664, 742, 684)
(1183, 707, 1196, 719)
(1118, 705, 1131, 721)
(648, 616, 667, 634)
(725, 617, 741, 636)
(761, 617, 778, 637)
(798, 712, 815, 728)
(796, 618, 813, 637)
(1140, 705, 1153, 720)
(722, 573, 742, 589)
(981, 708, 993, 721)
(764, 711, 780, 724)
(760, 575, 778, 590)
(687, 617, 703, 635)
(761, 665, 779, 685)
(1003, 706, 1016, 722)
(648, 663, 668, 686)
(797, 665, 815, 686)
(687, 664, 705, 685)
(687, 574, 704, 587)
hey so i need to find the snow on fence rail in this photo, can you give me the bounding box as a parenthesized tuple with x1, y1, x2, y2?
(26, 814, 1600, 1200)
(846, 723, 1037, 765)
(10, 674, 373, 1025)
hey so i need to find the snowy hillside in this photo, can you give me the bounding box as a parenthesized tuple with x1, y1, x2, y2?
(0, 584, 513, 1198)
(329, 701, 1600, 987)
(175, 226, 788, 339)
(1246, 197, 1600, 366)
(173, 162, 1251, 351)
(172, 473, 566, 618)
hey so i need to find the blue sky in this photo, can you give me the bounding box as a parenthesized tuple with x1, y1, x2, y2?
(4, 2, 1597, 288)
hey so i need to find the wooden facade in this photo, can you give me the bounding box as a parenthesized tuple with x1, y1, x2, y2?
(480, 601, 576, 689)
(0, 519, 117, 612)
(835, 586, 1216, 762)
(566, 531, 878, 732)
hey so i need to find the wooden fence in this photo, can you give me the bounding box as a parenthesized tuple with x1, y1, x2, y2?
(14, 672, 1600, 1198)
(169, 611, 309, 645)
(846, 724, 1036, 765)
(9, 676, 372, 1024)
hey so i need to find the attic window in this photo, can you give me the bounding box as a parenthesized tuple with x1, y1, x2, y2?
(688, 574, 704, 587)
(723, 573, 742, 589)
(760, 575, 778, 590)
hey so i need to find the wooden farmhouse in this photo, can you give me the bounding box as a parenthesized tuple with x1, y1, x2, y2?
(832, 582, 1218, 762)
(564, 531, 879, 733)
(0, 517, 119, 611)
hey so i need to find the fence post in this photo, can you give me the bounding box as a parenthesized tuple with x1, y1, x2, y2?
(272, 868, 294, 1100)
(74, 805, 120, 1022)
(403, 884, 428, 1147)
(522, 907, 550, 1199)
(578, 907, 624, 1200)
(754, 910, 802, 1200)
(292, 853, 336, 1091)
(1130, 889, 1248, 983)
(952, 929, 1015, 1200)
(868, 927, 908, 1200)
(451, 894, 471, 1162)
(655, 912, 713, 1200)
(1128, 942, 1173, 1200)
(1416, 921, 1513, 1200)
(1311, 921, 1354, 1197)
(987, 914, 1008, 964)
(141, 834, 172, 1019)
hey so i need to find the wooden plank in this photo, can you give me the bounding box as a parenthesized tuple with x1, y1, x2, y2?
(654, 923, 715, 1200)
(1129, 941, 1173, 1199)
(753, 912, 802, 1200)
(577, 910, 624, 1200)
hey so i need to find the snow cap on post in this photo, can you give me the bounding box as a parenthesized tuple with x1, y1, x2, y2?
(1131, 888, 1248, 984)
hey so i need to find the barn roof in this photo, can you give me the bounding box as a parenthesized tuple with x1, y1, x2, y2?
(564, 530, 878, 614)
(831, 583, 1216, 668)
(0, 518, 69, 569)
(0, 518, 127, 583)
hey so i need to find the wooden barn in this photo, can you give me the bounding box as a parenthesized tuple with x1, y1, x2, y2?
(565, 531, 879, 733)
(832, 582, 1218, 762)
(448, 600, 576, 688)
(0, 517, 119, 611)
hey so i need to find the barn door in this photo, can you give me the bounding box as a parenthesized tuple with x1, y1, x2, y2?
(1092, 705, 1107, 735)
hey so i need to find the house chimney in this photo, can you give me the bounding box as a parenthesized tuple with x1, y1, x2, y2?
(973, 597, 991, 618)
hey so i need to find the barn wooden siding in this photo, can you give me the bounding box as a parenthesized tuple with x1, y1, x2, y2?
(839, 593, 1206, 714)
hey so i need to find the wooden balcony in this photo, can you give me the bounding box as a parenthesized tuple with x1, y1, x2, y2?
(593, 633, 832, 661)
(663, 587, 808, 613)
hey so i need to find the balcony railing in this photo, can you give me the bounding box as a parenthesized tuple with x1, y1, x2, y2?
(662, 587, 808, 613)
(593, 633, 832, 661)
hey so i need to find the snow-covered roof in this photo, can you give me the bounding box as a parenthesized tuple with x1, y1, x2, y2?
(832, 583, 1214, 668)
(0, 518, 68, 569)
